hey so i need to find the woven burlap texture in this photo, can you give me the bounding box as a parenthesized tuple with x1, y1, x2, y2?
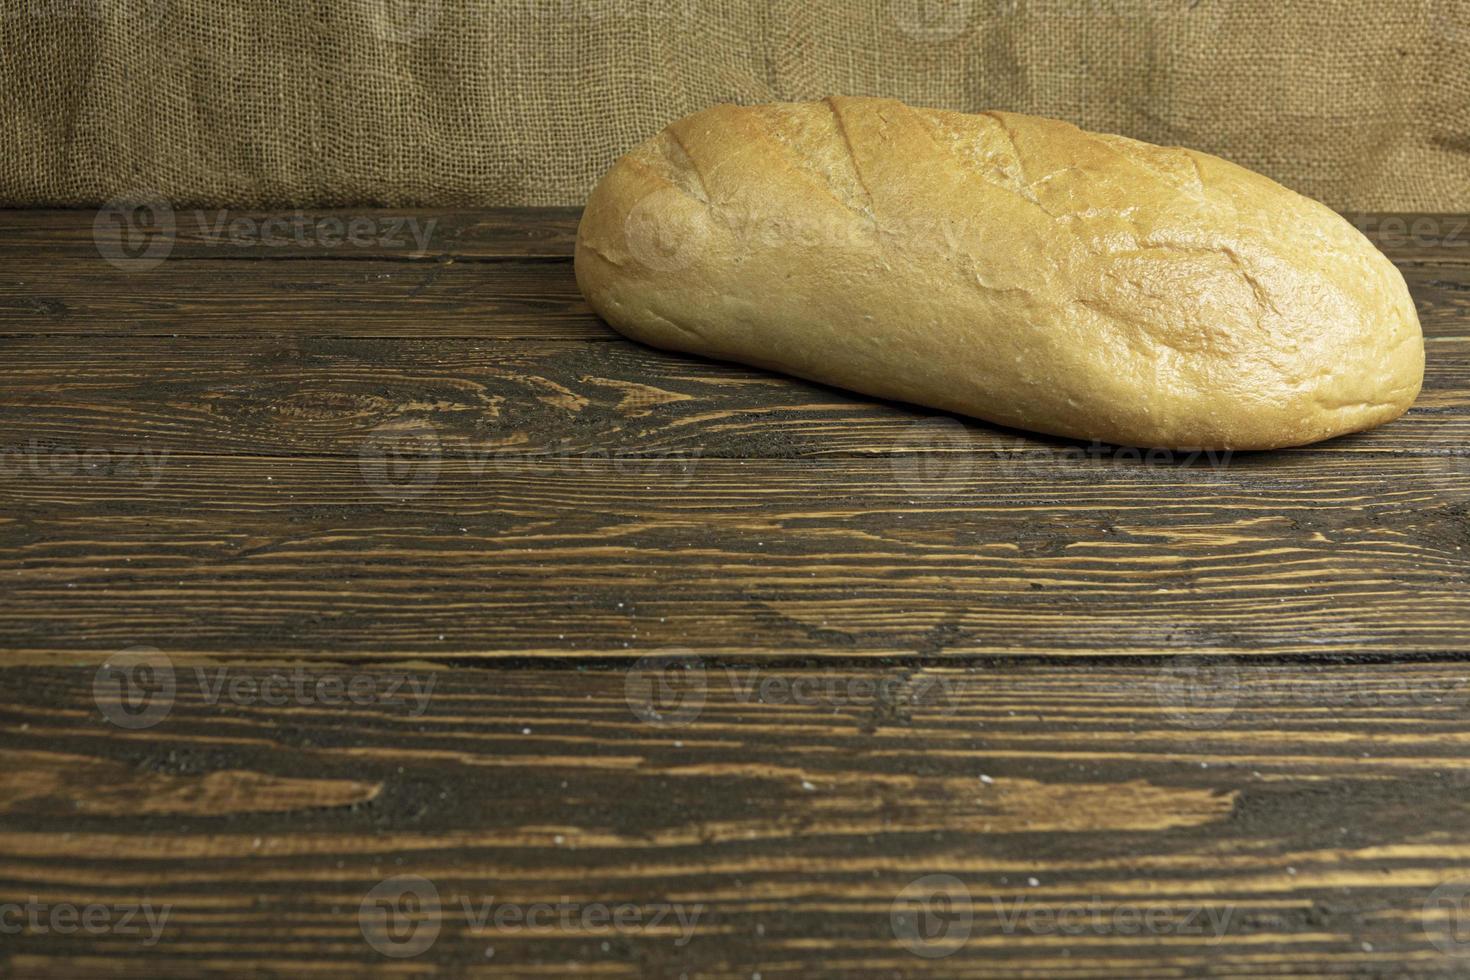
(3, 0, 1467, 210)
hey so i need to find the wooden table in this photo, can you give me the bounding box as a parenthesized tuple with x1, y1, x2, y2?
(2, 207, 1468, 976)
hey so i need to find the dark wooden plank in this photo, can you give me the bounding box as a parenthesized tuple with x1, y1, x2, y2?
(1412, 262, 1470, 339)
(0, 454, 1466, 661)
(2, 207, 1466, 264)
(0, 207, 583, 260)
(1, 333, 1467, 461)
(2, 662, 1469, 976)
(0, 257, 610, 339)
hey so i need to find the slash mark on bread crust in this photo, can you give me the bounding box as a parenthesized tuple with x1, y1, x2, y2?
(824, 97, 877, 220)
(665, 130, 711, 204)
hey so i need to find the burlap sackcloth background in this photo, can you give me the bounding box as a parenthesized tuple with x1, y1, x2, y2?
(3, 0, 1468, 211)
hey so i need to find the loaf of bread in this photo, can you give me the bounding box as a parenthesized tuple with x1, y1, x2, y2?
(575, 97, 1423, 450)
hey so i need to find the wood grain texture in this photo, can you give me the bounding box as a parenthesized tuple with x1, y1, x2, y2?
(0, 208, 1461, 662)
(1, 454, 1467, 661)
(2, 209, 1470, 978)
(2, 663, 1470, 977)
(0, 333, 1467, 461)
(0, 257, 606, 339)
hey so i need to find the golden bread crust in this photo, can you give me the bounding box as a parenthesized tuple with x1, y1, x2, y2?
(575, 97, 1424, 450)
